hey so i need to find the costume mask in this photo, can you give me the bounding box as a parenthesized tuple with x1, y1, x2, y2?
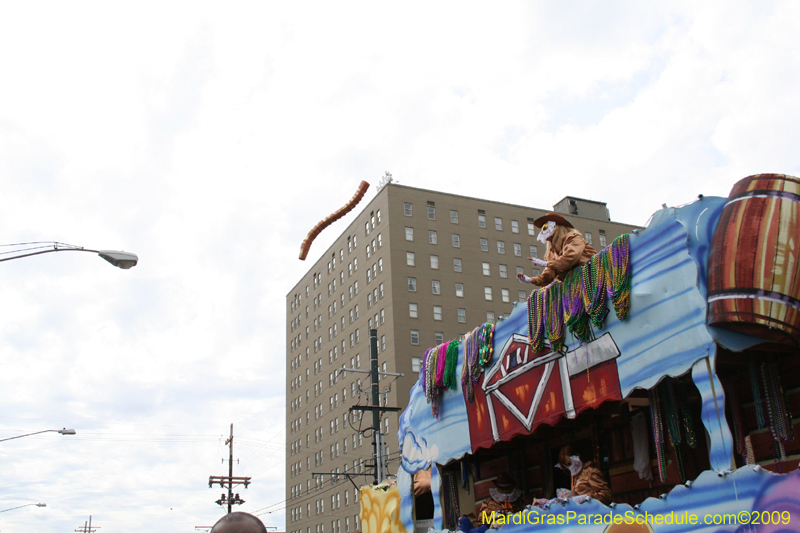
(538, 221, 555, 244)
(555, 455, 583, 476)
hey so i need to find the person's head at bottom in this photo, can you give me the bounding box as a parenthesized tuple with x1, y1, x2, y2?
(211, 512, 267, 533)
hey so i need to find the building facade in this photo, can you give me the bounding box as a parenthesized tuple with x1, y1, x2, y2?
(285, 183, 639, 533)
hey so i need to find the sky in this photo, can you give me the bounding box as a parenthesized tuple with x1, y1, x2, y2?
(0, 1, 798, 531)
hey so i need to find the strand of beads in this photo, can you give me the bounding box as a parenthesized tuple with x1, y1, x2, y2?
(605, 235, 632, 320)
(443, 339, 459, 390)
(728, 382, 746, 463)
(661, 380, 686, 483)
(562, 268, 591, 343)
(761, 362, 786, 471)
(422, 347, 434, 397)
(544, 282, 565, 352)
(528, 288, 545, 352)
(462, 324, 488, 402)
(677, 381, 697, 449)
(766, 362, 793, 442)
(478, 323, 494, 365)
(435, 342, 448, 388)
(582, 253, 608, 329)
(649, 387, 666, 483)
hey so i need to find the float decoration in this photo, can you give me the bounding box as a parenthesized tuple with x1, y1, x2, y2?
(298, 180, 369, 260)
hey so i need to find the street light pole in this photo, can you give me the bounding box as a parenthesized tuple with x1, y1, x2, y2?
(0, 428, 77, 443)
(0, 242, 138, 269)
(0, 503, 46, 512)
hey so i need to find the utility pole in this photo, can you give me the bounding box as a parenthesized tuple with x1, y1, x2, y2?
(346, 328, 402, 484)
(74, 515, 100, 533)
(209, 424, 251, 513)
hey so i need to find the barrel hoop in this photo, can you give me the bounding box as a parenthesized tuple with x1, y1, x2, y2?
(708, 288, 800, 312)
(726, 188, 800, 206)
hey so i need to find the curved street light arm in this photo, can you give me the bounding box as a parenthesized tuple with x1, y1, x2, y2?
(0, 428, 77, 443)
(0, 243, 137, 269)
(0, 503, 46, 513)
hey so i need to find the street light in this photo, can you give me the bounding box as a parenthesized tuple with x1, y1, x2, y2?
(0, 242, 138, 269)
(0, 428, 77, 443)
(0, 503, 46, 513)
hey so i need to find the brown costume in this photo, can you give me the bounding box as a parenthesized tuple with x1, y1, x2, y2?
(573, 461, 612, 505)
(530, 223, 597, 286)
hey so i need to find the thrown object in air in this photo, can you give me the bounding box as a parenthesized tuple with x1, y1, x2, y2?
(707, 173, 800, 346)
(299, 181, 370, 260)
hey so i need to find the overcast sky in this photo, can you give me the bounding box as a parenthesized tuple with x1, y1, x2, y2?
(0, 2, 798, 531)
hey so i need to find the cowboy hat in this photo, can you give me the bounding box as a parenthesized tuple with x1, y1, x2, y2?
(493, 473, 516, 489)
(533, 212, 574, 229)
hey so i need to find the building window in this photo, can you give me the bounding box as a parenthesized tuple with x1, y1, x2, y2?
(411, 330, 419, 345)
(405, 227, 414, 241)
(480, 238, 488, 252)
(435, 332, 444, 344)
(378, 258, 383, 273)
(516, 266, 524, 277)
(518, 290, 527, 302)
(409, 303, 418, 318)
(584, 232, 593, 245)
(428, 230, 437, 245)
(530, 245, 538, 258)
(527, 218, 535, 236)
(457, 308, 466, 323)
(452, 234, 460, 248)
(406, 252, 415, 266)
(501, 288, 510, 303)
(453, 258, 462, 272)
(430, 255, 439, 269)
(495, 217, 503, 231)
(533, 269, 540, 276)
(478, 211, 486, 228)
(499, 264, 508, 278)
(455, 283, 464, 297)
(450, 210, 458, 223)
(379, 283, 384, 298)
(497, 241, 505, 254)
(408, 277, 416, 292)
(431, 280, 441, 294)
(427, 203, 435, 220)
(599, 231, 607, 247)
(484, 287, 493, 301)
(487, 311, 495, 322)
(511, 220, 519, 233)
(433, 306, 442, 321)
(404, 203, 412, 216)
(513, 243, 522, 256)
(411, 357, 421, 372)
(482, 262, 491, 276)
(376, 210, 381, 223)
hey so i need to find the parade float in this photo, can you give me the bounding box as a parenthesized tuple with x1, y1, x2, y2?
(360, 174, 800, 533)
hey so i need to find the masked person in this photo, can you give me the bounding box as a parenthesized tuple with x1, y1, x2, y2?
(476, 473, 523, 516)
(517, 213, 597, 287)
(554, 445, 612, 505)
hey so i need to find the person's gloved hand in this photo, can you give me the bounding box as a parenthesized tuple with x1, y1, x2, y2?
(528, 257, 547, 267)
(517, 273, 532, 284)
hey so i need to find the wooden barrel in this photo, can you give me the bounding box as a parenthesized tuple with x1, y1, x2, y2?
(707, 173, 800, 346)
